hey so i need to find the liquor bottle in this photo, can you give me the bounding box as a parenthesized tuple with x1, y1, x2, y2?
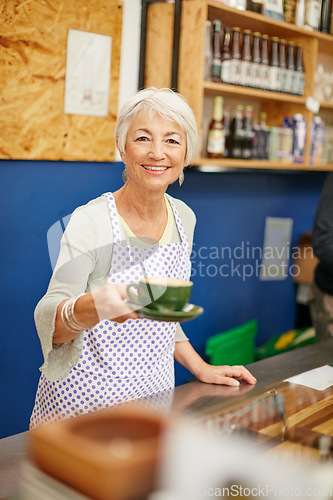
(206, 96, 225, 158)
(230, 27, 242, 85)
(295, 43, 305, 95)
(212, 20, 222, 83)
(221, 27, 232, 84)
(240, 29, 252, 87)
(319, 0, 332, 32)
(260, 34, 270, 90)
(259, 112, 270, 159)
(242, 105, 255, 159)
(230, 104, 244, 158)
(295, 0, 305, 26)
(251, 32, 261, 89)
(223, 104, 231, 157)
(283, 0, 296, 22)
(279, 39, 288, 93)
(289, 113, 307, 163)
(304, 0, 321, 30)
(246, 0, 264, 13)
(286, 41, 296, 94)
(269, 37, 280, 92)
(204, 20, 213, 81)
(253, 112, 270, 159)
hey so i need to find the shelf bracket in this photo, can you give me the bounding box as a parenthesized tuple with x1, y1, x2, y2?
(138, 0, 182, 91)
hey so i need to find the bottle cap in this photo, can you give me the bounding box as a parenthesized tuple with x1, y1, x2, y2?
(271, 36, 280, 42)
(232, 27, 241, 32)
(253, 31, 261, 37)
(243, 29, 252, 34)
(213, 19, 222, 31)
(280, 39, 287, 44)
(262, 34, 269, 39)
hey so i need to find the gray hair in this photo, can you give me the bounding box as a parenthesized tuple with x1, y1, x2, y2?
(114, 87, 198, 166)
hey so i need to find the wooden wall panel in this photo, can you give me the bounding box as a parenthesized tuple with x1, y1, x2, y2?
(0, 0, 123, 161)
(144, 3, 174, 89)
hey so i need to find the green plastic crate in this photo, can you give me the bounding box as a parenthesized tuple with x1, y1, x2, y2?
(205, 319, 257, 366)
(255, 326, 316, 360)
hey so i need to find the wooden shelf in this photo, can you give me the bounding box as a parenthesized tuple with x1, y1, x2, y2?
(207, 1, 320, 39)
(192, 158, 333, 172)
(315, 30, 333, 54)
(204, 82, 306, 104)
(145, 0, 333, 173)
(320, 101, 333, 110)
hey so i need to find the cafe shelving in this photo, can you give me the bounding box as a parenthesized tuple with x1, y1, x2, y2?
(144, 0, 333, 172)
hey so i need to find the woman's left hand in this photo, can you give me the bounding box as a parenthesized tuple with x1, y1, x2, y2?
(174, 341, 257, 387)
(196, 363, 257, 387)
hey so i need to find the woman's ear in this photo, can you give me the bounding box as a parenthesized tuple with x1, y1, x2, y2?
(116, 138, 127, 164)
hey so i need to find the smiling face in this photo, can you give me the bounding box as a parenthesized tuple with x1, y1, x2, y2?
(118, 109, 187, 193)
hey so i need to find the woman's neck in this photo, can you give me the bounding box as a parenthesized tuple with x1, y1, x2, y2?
(114, 183, 166, 222)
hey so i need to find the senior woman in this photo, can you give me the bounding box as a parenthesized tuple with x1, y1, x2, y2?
(30, 88, 256, 428)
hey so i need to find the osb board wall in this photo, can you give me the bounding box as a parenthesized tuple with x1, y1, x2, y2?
(0, 0, 123, 161)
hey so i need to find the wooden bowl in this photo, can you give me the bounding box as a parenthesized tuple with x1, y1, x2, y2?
(28, 404, 165, 500)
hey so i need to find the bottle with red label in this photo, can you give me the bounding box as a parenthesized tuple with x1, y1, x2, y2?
(206, 96, 225, 158)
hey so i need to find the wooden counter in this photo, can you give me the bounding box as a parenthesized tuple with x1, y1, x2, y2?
(1, 339, 333, 499)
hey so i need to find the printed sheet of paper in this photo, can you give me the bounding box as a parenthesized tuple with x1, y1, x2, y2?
(284, 365, 333, 391)
(64, 29, 112, 117)
(260, 217, 293, 281)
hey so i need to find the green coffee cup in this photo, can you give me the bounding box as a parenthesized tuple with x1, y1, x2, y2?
(127, 277, 193, 312)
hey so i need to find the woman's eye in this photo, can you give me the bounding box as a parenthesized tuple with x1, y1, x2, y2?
(136, 136, 149, 142)
(167, 138, 180, 145)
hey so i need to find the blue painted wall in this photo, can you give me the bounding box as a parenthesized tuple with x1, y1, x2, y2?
(0, 160, 327, 438)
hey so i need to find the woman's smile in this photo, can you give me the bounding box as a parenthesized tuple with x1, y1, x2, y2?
(142, 164, 170, 172)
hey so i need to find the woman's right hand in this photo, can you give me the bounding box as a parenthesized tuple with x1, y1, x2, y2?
(53, 284, 138, 344)
(91, 284, 139, 323)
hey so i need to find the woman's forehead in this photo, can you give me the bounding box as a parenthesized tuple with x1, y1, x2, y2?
(129, 109, 185, 135)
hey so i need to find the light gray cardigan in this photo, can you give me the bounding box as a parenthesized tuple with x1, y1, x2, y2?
(35, 194, 196, 381)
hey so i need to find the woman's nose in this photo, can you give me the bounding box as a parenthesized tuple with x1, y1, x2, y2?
(148, 142, 166, 160)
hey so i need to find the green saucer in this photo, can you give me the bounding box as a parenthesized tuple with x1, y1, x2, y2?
(131, 303, 204, 323)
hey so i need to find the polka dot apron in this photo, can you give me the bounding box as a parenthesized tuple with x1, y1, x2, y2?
(30, 192, 191, 428)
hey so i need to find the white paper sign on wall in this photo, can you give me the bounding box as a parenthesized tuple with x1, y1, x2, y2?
(64, 29, 112, 117)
